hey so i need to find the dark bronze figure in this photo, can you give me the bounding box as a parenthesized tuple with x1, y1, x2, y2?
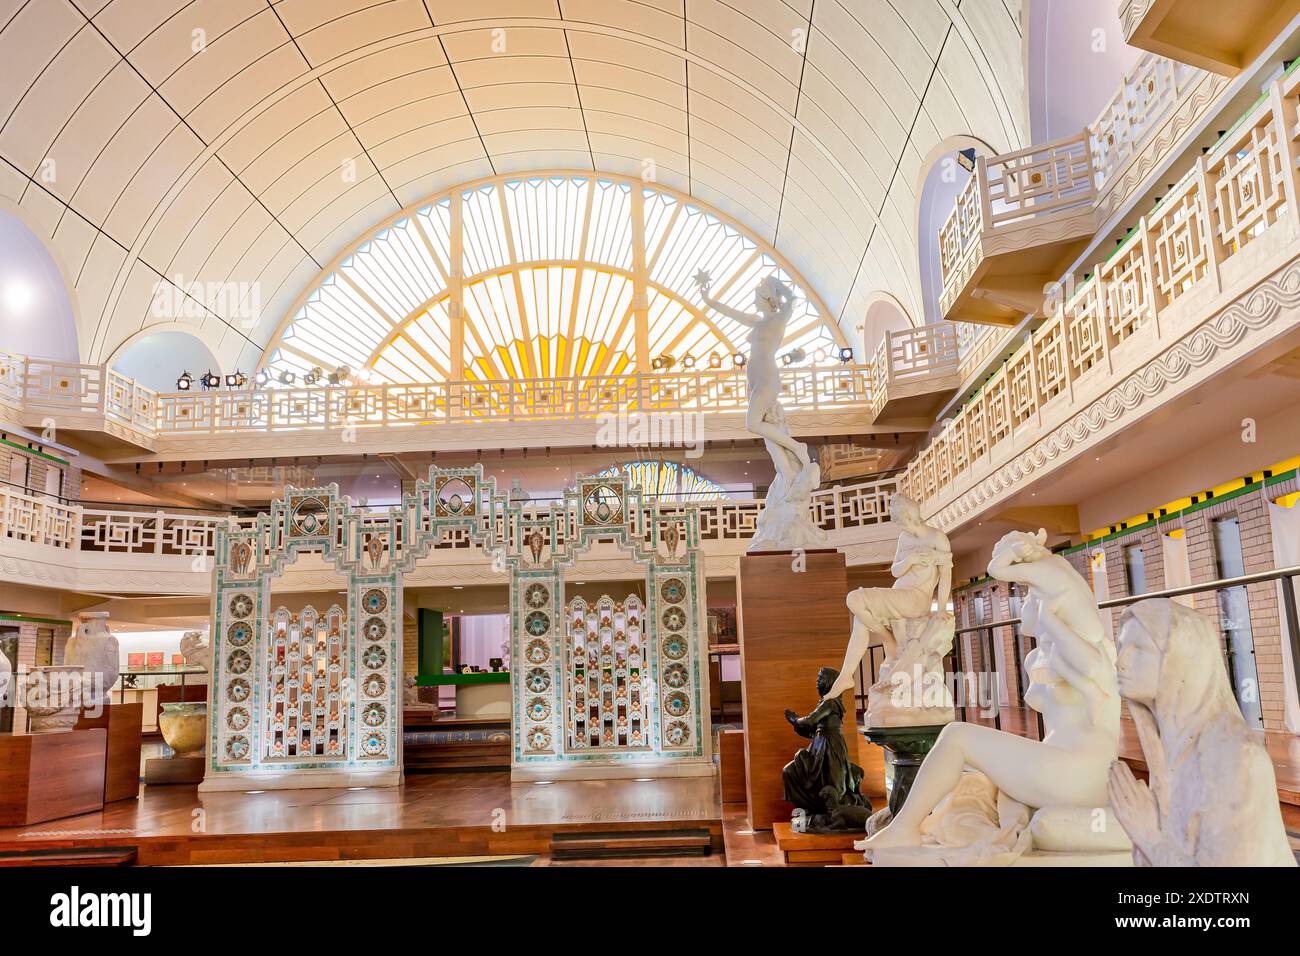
(782, 666, 872, 831)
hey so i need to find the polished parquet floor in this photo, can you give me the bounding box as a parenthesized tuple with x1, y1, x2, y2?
(1, 715, 1295, 866)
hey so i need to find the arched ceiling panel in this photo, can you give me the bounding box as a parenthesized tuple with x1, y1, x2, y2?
(0, 0, 1026, 370)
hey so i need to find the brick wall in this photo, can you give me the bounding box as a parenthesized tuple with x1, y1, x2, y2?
(1074, 476, 1298, 732)
(0, 440, 77, 500)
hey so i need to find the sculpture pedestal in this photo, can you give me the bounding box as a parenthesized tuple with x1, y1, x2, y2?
(75, 702, 144, 802)
(736, 549, 850, 830)
(862, 724, 946, 817)
(865, 613, 956, 728)
(145, 754, 206, 786)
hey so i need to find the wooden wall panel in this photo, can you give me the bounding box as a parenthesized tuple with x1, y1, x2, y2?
(736, 550, 851, 830)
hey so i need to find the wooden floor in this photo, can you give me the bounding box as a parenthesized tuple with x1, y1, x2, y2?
(2, 715, 1296, 867)
(0, 772, 723, 866)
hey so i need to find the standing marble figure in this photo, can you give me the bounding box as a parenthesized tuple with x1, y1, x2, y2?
(1109, 599, 1296, 866)
(693, 270, 826, 552)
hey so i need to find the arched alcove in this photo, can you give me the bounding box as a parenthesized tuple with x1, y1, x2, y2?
(111, 330, 220, 392)
(0, 210, 78, 361)
(1025, 0, 1143, 143)
(859, 292, 913, 358)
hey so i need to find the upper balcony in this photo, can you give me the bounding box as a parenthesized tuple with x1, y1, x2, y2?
(0, 473, 903, 594)
(938, 53, 1225, 326)
(1121, 0, 1300, 75)
(0, 325, 964, 464)
(903, 64, 1300, 534)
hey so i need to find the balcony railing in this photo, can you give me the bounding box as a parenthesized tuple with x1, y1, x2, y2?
(0, 473, 901, 560)
(938, 51, 1215, 313)
(0, 326, 964, 444)
(903, 64, 1300, 512)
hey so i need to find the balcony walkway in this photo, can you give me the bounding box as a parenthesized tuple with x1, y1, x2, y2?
(0, 473, 903, 594)
(0, 322, 964, 464)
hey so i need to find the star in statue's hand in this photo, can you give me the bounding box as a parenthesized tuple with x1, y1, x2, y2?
(691, 269, 712, 291)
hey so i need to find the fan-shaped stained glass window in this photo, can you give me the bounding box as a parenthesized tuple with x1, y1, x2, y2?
(262, 174, 845, 386)
(595, 461, 729, 502)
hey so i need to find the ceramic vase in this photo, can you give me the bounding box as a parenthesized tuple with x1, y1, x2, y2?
(64, 610, 118, 706)
(159, 701, 208, 755)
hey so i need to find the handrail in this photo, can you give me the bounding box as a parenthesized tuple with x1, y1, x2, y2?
(906, 62, 1300, 514)
(0, 321, 966, 439)
(0, 472, 904, 557)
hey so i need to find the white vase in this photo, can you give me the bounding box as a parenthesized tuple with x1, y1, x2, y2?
(65, 611, 118, 707)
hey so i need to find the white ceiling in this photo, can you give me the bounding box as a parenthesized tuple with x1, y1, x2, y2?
(0, 0, 1027, 372)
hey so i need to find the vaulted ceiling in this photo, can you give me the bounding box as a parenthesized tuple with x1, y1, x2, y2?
(0, 0, 1026, 372)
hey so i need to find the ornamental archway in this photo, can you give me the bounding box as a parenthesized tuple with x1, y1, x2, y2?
(204, 464, 710, 789)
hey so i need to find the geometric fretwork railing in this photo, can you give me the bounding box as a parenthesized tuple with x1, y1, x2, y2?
(0, 325, 964, 442)
(905, 63, 1300, 514)
(0, 472, 900, 559)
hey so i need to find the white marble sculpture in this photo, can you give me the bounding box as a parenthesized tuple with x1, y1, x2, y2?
(23, 664, 85, 732)
(693, 270, 826, 552)
(824, 495, 955, 728)
(64, 610, 118, 707)
(179, 630, 211, 673)
(1109, 599, 1296, 867)
(862, 529, 1131, 865)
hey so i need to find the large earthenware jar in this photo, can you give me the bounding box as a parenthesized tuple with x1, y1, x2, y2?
(24, 664, 85, 732)
(159, 701, 208, 755)
(64, 611, 118, 706)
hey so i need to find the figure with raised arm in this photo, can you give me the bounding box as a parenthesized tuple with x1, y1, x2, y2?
(693, 270, 825, 551)
(861, 529, 1131, 864)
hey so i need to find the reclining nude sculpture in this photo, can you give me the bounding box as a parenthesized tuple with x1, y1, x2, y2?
(1110, 599, 1296, 867)
(693, 270, 826, 552)
(861, 529, 1131, 865)
(824, 494, 954, 725)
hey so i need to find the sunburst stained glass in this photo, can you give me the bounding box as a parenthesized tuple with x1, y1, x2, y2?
(595, 461, 728, 502)
(263, 174, 844, 387)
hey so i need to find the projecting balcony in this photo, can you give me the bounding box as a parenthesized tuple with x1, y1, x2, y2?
(868, 324, 962, 424)
(937, 53, 1226, 328)
(903, 64, 1300, 533)
(1121, 0, 1300, 75)
(938, 134, 1097, 327)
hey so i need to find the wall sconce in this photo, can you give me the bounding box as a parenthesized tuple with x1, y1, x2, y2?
(176, 371, 193, 391)
(708, 352, 722, 369)
(200, 371, 221, 390)
(254, 370, 270, 387)
(732, 353, 746, 368)
(838, 347, 854, 363)
(278, 370, 297, 386)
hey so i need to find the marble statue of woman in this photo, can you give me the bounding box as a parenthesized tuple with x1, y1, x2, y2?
(862, 529, 1129, 863)
(1109, 599, 1296, 867)
(693, 270, 826, 551)
(824, 493, 952, 701)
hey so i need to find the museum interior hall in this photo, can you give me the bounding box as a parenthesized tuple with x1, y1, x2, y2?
(2, 0, 1300, 885)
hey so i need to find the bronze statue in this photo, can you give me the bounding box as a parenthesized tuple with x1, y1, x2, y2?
(782, 666, 872, 831)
